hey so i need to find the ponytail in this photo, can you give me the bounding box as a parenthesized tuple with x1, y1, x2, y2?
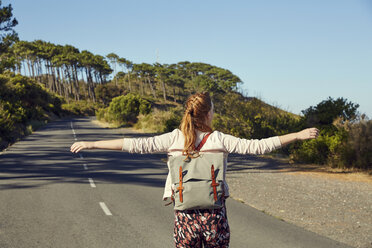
(180, 92, 212, 159)
(180, 110, 196, 158)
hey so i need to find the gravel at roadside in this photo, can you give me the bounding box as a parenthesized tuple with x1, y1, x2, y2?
(226, 154, 372, 248)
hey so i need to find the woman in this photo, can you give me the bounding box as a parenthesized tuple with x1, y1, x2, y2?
(70, 92, 319, 248)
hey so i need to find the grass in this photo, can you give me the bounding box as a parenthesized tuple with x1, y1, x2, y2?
(134, 111, 173, 133)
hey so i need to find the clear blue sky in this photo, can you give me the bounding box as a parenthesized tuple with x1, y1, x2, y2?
(11, 0, 372, 117)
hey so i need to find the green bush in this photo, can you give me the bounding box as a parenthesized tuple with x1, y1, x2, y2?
(96, 93, 151, 126)
(290, 130, 346, 165)
(290, 117, 372, 170)
(0, 73, 63, 119)
(0, 73, 64, 150)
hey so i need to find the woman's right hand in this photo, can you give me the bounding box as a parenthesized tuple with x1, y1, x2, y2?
(296, 128, 320, 140)
(70, 141, 94, 153)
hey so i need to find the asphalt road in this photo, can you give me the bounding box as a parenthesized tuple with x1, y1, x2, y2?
(0, 117, 352, 248)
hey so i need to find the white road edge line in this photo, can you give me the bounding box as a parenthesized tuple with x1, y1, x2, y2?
(99, 202, 113, 216)
(88, 178, 96, 188)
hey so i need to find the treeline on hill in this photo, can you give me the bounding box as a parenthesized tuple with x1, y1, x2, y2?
(1, 39, 242, 104)
(0, 2, 370, 170)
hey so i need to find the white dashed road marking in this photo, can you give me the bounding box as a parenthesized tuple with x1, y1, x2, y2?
(71, 121, 112, 217)
(99, 202, 113, 216)
(88, 178, 96, 188)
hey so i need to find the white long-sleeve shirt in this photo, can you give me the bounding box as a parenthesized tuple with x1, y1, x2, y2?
(122, 129, 282, 200)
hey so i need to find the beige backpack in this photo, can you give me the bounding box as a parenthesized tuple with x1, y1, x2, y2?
(168, 133, 225, 210)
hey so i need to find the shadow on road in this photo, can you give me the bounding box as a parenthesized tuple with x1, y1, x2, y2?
(0, 118, 169, 191)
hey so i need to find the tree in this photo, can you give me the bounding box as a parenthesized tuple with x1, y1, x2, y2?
(174, 62, 242, 94)
(154, 63, 169, 101)
(302, 97, 359, 127)
(0, 1, 17, 49)
(10, 39, 115, 102)
(94, 83, 124, 105)
(142, 63, 157, 98)
(168, 63, 185, 102)
(132, 63, 157, 98)
(80, 50, 97, 101)
(118, 57, 133, 92)
(0, 1, 18, 72)
(106, 53, 119, 86)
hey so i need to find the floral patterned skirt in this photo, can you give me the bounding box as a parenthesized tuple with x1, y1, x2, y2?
(173, 202, 230, 248)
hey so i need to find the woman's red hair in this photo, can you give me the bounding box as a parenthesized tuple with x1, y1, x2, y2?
(180, 92, 212, 158)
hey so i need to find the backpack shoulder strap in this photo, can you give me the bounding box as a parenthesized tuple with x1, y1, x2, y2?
(195, 132, 212, 151)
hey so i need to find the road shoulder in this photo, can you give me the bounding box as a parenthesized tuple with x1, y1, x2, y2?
(227, 155, 372, 248)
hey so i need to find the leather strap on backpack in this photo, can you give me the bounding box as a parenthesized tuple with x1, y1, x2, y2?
(177, 166, 184, 203)
(210, 164, 220, 202)
(195, 132, 211, 151)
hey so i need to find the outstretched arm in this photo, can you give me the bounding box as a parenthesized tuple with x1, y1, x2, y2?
(70, 130, 176, 154)
(70, 139, 123, 153)
(279, 127, 319, 146)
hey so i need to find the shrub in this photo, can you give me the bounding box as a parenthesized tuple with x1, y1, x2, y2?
(290, 115, 372, 170)
(0, 73, 64, 150)
(343, 119, 372, 170)
(290, 97, 360, 167)
(62, 100, 102, 116)
(96, 93, 151, 126)
(290, 129, 346, 165)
